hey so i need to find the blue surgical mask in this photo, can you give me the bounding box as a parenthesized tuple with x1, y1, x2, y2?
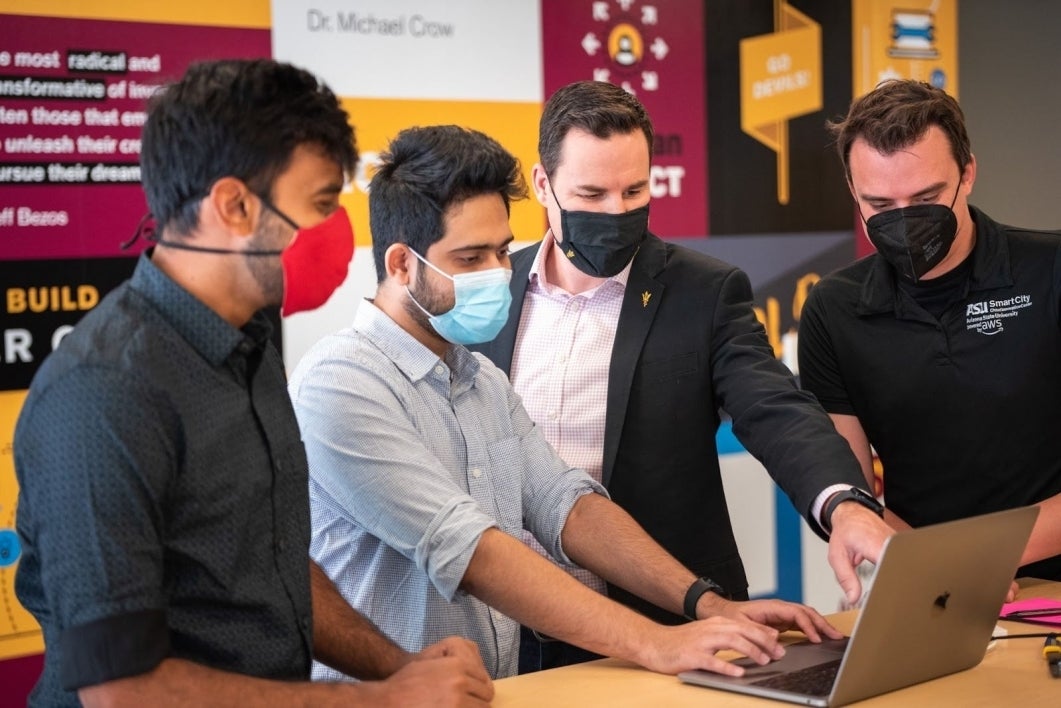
(406, 249, 513, 345)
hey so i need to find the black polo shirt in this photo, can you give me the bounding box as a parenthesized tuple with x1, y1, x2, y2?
(799, 206, 1061, 580)
(14, 253, 313, 706)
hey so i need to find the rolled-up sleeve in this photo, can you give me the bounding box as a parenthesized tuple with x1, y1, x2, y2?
(15, 368, 173, 690)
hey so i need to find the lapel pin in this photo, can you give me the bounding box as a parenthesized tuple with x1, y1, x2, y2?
(641, 291, 652, 308)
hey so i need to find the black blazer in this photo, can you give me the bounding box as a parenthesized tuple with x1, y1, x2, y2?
(474, 234, 864, 624)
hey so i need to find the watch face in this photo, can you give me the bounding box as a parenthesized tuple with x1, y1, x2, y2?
(685, 577, 728, 619)
(825, 488, 884, 533)
(852, 488, 884, 514)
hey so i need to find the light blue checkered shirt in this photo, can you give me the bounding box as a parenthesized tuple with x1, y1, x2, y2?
(288, 301, 605, 679)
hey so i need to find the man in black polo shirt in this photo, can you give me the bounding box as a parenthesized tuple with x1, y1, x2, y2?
(13, 59, 491, 707)
(799, 79, 1061, 582)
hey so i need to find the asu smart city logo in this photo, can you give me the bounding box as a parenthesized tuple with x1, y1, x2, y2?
(965, 294, 1032, 335)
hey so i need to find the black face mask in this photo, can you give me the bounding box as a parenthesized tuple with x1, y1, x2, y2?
(863, 185, 960, 284)
(552, 189, 648, 278)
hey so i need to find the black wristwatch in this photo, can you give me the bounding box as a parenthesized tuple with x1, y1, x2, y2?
(823, 487, 884, 533)
(683, 577, 728, 620)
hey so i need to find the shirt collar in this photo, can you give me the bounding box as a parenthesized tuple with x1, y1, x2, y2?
(857, 205, 1012, 316)
(352, 299, 480, 386)
(965, 206, 1013, 292)
(130, 252, 271, 367)
(526, 230, 633, 297)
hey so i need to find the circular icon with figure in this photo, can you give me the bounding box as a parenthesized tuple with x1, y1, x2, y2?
(608, 22, 643, 68)
(0, 529, 20, 568)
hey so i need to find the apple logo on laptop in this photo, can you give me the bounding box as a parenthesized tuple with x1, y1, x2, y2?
(934, 591, 951, 609)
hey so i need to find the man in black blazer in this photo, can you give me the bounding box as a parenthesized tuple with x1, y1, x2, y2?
(472, 81, 894, 672)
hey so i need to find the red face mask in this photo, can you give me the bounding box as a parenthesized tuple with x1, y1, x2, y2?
(149, 200, 355, 316)
(277, 206, 354, 316)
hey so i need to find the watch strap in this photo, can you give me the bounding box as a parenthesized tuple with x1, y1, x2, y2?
(823, 487, 884, 533)
(683, 577, 727, 620)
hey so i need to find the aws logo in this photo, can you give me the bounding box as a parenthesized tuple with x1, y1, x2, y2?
(966, 301, 989, 316)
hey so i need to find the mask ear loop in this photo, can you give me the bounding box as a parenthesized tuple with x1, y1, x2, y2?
(404, 246, 448, 320)
(122, 191, 295, 257)
(120, 212, 157, 250)
(849, 179, 871, 228)
(255, 193, 301, 231)
(407, 246, 454, 281)
(946, 175, 962, 210)
(546, 183, 569, 252)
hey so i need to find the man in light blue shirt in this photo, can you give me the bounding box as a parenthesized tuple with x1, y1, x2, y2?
(289, 125, 842, 680)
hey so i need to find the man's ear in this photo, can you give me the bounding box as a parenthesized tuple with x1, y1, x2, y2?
(846, 177, 858, 201)
(531, 163, 551, 207)
(385, 243, 414, 286)
(205, 176, 256, 237)
(961, 153, 977, 193)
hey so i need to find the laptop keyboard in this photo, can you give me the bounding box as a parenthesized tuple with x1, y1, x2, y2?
(750, 658, 842, 697)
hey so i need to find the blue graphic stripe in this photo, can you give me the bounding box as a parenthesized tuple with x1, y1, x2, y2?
(716, 422, 803, 602)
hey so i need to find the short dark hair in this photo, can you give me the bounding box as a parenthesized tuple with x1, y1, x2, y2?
(369, 125, 527, 282)
(538, 81, 654, 178)
(827, 79, 971, 180)
(140, 59, 358, 235)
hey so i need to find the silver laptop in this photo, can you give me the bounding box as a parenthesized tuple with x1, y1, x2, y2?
(679, 506, 1038, 707)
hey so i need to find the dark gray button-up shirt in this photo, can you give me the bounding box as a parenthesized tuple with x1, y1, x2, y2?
(15, 253, 313, 706)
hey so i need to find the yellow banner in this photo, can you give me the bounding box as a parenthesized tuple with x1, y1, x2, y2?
(0, 390, 43, 662)
(0, 0, 270, 28)
(739, 1, 822, 204)
(338, 97, 545, 248)
(852, 0, 958, 98)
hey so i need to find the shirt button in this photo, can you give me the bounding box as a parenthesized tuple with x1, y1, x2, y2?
(471, 467, 482, 479)
(547, 411, 557, 420)
(435, 365, 445, 375)
(276, 540, 286, 553)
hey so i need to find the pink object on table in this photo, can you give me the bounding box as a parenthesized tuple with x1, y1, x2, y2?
(1000, 598, 1061, 626)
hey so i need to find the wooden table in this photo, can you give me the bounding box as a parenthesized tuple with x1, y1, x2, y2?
(493, 578, 1060, 706)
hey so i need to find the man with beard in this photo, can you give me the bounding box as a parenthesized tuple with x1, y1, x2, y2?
(14, 59, 491, 707)
(290, 124, 844, 682)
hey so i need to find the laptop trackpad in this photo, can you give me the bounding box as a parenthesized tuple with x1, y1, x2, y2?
(729, 637, 849, 683)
